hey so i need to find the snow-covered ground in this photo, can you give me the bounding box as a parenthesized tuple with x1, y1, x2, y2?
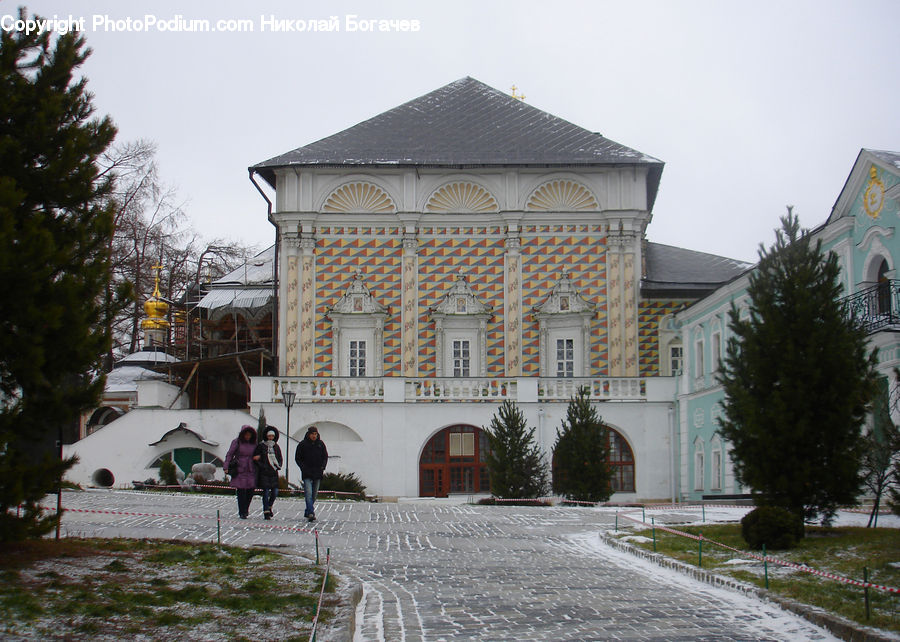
(580, 505, 900, 641)
(567, 531, 847, 641)
(594, 504, 900, 529)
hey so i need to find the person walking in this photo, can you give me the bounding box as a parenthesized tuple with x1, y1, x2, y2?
(253, 425, 283, 520)
(225, 424, 257, 519)
(295, 426, 328, 522)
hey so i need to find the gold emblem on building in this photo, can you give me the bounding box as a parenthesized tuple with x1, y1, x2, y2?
(864, 165, 885, 219)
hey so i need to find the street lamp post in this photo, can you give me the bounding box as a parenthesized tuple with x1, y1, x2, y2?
(281, 389, 296, 489)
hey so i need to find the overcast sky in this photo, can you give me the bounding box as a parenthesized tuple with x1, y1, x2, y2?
(15, 0, 900, 263)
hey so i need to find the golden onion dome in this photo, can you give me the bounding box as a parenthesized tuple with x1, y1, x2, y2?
(141, 271, 170, 330)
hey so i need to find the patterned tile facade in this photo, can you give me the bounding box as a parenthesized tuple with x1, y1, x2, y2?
(303, 226, 645, 379)
(638, 300, 684, 376)
(520, 228, 608, 376)
(417, 230, 506, 376)
(314, 230, 402, 375)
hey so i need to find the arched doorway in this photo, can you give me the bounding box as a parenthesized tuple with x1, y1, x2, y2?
(551, 427, 636, 493)
(419, 425, 490, 497)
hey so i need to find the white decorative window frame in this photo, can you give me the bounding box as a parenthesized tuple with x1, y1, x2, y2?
(539, 320, 591, 377)
(694, 335, 705, 379)
(533, 274, 595, 377)
(430, 274, 492, 378)
(710, 330, 722, 373)
(668, 342, 684, 376)
(326, 273, 387, 377)
(434, 318, 488, 377)
(694, 438, 706, 491)
(658, 314, 683, 376)
(710, 438, 723, 491)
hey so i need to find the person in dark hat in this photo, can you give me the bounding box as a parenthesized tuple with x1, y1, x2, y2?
(253, 425, 283, 520)
(225, 424, 257, 519)
(295, 425, 328, 521)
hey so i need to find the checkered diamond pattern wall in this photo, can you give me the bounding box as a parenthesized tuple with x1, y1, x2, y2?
(417, 233, 506, 376)
(314, 233, 402, 375)
(638, 300, 684, 376)
(520, 230, 608, 376)
(302, 226, 660, 379)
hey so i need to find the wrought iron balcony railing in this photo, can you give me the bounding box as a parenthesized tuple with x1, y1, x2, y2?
(841, 280, 900, 334)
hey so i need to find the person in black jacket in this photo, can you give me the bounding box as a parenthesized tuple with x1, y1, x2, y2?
(295, 425, 328, 521)
(253, 425, 283, 520)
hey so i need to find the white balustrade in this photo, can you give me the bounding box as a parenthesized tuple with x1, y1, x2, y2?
(536, 377, 646, 401)
(255, 376, 647, 404)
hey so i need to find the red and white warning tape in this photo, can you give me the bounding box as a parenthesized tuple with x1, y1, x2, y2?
(132, 483, 362, 499)
(38, 505, 318, 535)
(619, 512, 899, 594)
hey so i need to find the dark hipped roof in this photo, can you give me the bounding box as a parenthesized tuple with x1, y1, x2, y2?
(642, 242, 752, 298)
(252, 77, 664, 207)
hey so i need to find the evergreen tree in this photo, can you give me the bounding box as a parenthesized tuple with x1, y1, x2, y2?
(552, 386, 612, 502)
(484, 400, 548, 499)
(890, 458, 900, 517)
(718, 211, 878, 527)
(0, 12, 124, 540)
(860, 376, 900, 527)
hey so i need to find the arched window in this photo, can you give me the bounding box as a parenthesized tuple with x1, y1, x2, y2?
(551, 426, 635, 493)
(609, 429, 635, 492)
(85, 406, 124, 436)
(419, 425, 491, 497)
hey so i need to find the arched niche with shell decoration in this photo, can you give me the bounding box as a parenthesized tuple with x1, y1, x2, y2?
(425, 181, 499, 213)
(321, 181, 397, 213)
(526, 179, 599, 212)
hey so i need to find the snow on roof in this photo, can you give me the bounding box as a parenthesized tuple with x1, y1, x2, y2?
(198, 288, 273, 312)
(118, 349, 179, 366)
(105, 365, 165, 394)
(211, 245, 274, 287)
(197, 246, 275, 313)
(148, 421, 219, 447)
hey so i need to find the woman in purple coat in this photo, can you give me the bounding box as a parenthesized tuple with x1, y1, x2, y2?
(225, 424, 257, 519)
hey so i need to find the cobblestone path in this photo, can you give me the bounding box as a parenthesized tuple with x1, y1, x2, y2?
(56, 490, 837, 641)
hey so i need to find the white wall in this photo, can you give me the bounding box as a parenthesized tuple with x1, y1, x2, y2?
(252, 397, 675, 501)
(66, 394, 675, 500)
(64, 409, 257, 488)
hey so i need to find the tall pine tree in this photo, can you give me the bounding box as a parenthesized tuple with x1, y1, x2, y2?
(0, 11, 125, 540)
(718, 211, 878, 527)
(484, 400, 548, 499)
(552, 386, 612, 502)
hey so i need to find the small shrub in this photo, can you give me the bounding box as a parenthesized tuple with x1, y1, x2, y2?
(741, 506, 804, 550)
(319, 472, 367, 498)
(158, 461, 178, 487)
